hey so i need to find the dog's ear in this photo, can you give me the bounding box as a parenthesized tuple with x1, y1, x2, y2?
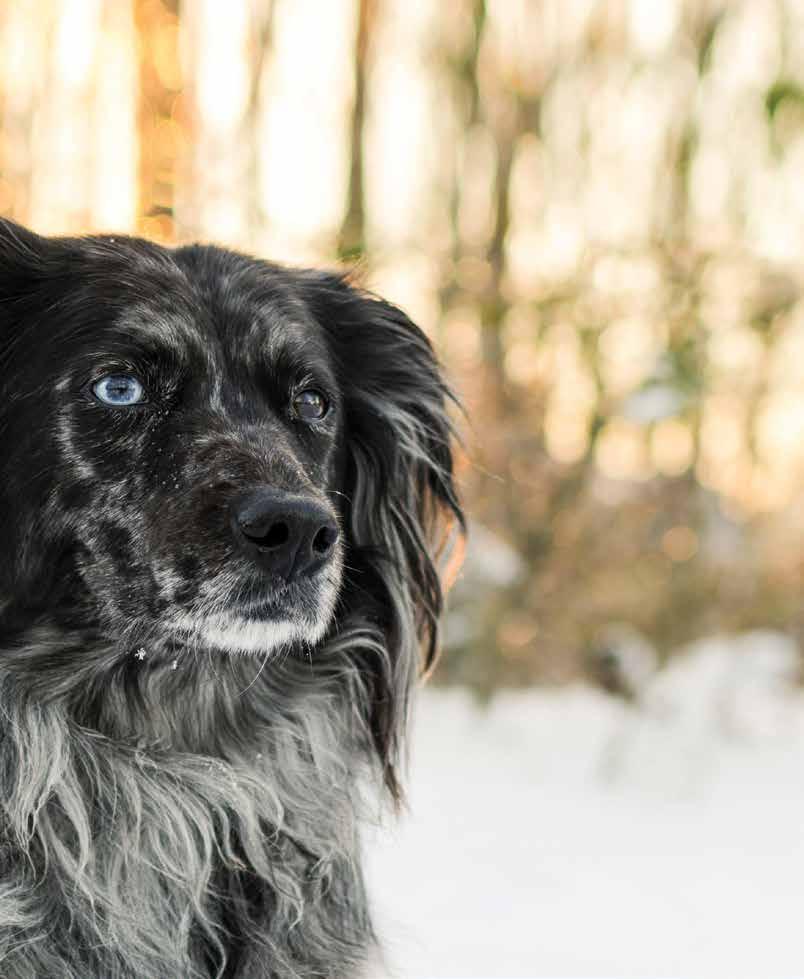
(0, 219, 51, 280)
(301, 271, 465, 798)
(0, 222, 61, 598)
(0, 220, 55, 338)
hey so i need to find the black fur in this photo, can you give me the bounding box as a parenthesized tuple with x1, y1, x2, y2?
(0, 220, 463, 978)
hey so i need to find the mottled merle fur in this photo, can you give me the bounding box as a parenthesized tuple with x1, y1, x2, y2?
(0, 220, 463, 978)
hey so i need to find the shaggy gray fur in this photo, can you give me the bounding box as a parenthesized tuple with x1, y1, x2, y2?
(0, 623, 399, 977)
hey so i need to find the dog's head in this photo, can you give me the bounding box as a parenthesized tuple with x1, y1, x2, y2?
(0, 221, 463, 782)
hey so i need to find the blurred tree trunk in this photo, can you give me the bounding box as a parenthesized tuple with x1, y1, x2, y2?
(439, 0, 485, 315)
(481, 101, 524, 421)
(338, 0, 375, 260)
(134, 0, 181, 240)
(244, 1, 275, 247)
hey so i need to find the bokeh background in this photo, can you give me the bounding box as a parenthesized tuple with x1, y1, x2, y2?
(5, 2, 804, 976)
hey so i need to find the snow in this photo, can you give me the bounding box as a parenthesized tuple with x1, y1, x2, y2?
(365, 632, 804, 978)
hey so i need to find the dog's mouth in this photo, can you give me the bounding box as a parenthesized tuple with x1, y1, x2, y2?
(159, 570, 341, 655)
(233, 578, 310, 613)
(165, 611, 315, 655)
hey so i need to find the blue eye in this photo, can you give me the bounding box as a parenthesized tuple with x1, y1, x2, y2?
(91, 374, 146, 406)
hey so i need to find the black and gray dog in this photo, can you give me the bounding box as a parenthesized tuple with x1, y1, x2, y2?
(0, 220, 463, 978)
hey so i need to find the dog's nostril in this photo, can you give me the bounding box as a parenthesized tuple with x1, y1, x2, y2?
(231, 489, 339, 581)
(259, 521, 289, 549)
(312, 525, 338, 554)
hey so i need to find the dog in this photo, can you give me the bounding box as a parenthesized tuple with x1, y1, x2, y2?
(0, 219, 464, 978)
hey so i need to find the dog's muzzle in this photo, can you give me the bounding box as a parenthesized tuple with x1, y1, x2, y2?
(229, 487, 340, 583)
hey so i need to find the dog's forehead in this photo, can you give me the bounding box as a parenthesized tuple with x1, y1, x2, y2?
(95, 246, 330, 367)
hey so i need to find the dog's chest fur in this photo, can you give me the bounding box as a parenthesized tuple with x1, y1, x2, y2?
(0, 647, 377, 979)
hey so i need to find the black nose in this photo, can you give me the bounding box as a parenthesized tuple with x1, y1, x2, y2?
(230, 488, 340, 582)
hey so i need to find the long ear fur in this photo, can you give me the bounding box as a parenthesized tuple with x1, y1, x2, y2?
(301, 271, 465, 799)
(0, 219, 54, 308)
(0, 221, 63, 604)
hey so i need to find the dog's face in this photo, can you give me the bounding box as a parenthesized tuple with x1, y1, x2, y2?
(2, 231, 353, 655)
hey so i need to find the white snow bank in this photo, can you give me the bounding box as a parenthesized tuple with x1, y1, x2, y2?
(365, 632, 804, 978)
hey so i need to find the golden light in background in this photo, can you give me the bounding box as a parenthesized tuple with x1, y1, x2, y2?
(627, 0, 679, 56)
(442, 306, 483, 373)
(502, 306, 541, 387)
(591, 252, 662, 297)
(769, 308, 804, 389)
(755, 391, 804, 473)
(699, 394, 746, 466)
(595, 418, 651, 482)
(136, 0, 180, 241)
(650, 418, 693, 476)
(365, 0, 442, 251)
(598, 316, 665, 398)
(457, 125, 498, 252)
(92, 2, 137, 231)
(505, 134, 544, 299)
(523, 202, 583, 284)
(544, 409, 590, 465)
(689, 145, 732, 228)
(542, 323, 596, 464)
(29, 0, 102, 232)
(363, 0, 457, 325)
(0, 5, 49, 220)
(706, 325, 763, 381)
(661, 525, 698, 562)
(257, 0, 356, 258)
(180, 0, 251, 243)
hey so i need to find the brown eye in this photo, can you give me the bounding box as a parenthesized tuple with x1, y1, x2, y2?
(293, 388, 329, 421)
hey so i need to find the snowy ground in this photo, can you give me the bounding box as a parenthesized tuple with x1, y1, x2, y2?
(365, 632, 804, 978)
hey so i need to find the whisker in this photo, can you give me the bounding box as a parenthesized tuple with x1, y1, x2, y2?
(236, 647, 271, 697)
